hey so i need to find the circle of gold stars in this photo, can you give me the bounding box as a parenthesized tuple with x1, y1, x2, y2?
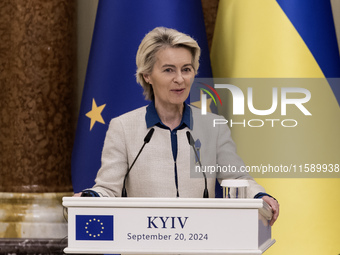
(85, 218, 104, 238)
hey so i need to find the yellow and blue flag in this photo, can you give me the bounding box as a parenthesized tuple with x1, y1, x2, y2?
(211, 1, 340, 255)
(71, 0, 212, 192)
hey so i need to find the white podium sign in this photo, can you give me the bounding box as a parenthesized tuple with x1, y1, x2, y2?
(63, 197, 275, 254)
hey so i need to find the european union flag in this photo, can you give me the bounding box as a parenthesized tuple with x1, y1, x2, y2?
(76, 215, 114, 241)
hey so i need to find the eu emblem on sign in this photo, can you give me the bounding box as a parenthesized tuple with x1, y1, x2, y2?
(76, 215, 114, 241)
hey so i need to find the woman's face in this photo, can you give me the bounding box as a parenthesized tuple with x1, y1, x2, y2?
(143, 47, 195, 108)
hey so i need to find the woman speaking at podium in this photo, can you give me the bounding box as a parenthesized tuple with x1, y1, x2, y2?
(75, 27, 279, 226)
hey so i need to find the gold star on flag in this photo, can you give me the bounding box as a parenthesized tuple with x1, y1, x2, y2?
(86, 98, 106, 131)
(190, 90, 213, 113)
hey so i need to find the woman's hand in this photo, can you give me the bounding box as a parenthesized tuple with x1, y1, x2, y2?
(73, 192, 82, 197)
(261, 195, 279, 226)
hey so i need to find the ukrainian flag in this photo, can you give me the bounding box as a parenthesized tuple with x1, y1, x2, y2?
(211, 1, 340, 255)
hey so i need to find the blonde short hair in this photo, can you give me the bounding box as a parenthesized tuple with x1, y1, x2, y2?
(136, 27, 201, 101)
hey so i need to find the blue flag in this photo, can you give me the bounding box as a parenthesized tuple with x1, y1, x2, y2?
(76, 215, 114, 241)
(71, 0, 213, 193)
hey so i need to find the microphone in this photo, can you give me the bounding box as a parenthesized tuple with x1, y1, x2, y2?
(121, 128, 155, 197)
(186, 131, 209, 198)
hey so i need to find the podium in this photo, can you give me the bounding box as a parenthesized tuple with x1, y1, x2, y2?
(63, 197, 275, 254)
